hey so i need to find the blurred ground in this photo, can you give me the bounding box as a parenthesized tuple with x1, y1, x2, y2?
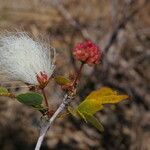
(0, 0, 149, 150)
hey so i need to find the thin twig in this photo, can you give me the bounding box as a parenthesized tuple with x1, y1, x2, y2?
(35, 62, 84, 150)
(104, 1, 147, 53)
(35, 94, 71, 150)
(50, 0, 90, 39)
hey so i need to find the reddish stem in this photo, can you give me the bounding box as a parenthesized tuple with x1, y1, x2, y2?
(41, 88, 51, 117)
(72, 62, 84, 86)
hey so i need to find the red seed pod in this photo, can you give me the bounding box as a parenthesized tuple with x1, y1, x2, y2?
(73, 40, 102, 65)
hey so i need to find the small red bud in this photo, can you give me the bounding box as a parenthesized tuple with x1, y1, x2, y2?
(36, 71, 49, 88)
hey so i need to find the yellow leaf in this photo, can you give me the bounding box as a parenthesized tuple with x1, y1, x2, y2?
(99, 95, 128, 104)
(69, 87, 128, 133)
(0, 93, 15, 98)
(0, 87, 15, 98)
(86, 87, 117, 100)
(77, 99, 104, 115)
(0, 87, 8, 94)
(85, 87, 128, 105)
(77, 87, 128, 115)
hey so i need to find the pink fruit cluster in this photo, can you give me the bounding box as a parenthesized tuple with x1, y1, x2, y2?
(73, 40, 102, 65)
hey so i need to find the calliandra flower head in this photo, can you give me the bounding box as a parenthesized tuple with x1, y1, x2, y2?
(73, 40, 102, 65)
(0, 32, 55, 86)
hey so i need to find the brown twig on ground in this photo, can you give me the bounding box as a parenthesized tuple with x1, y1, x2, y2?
(50, 0, 90, 40)
(103, 1, 147, 54)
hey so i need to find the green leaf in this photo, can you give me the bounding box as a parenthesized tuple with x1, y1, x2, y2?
(68, 107, 104, 132)
(77, 99, 104, 115)
(68, 107, 87, 122)
(67, 106, 78, 118)
(82, 112, 104, 132)
(16, 92, 43, 107)
(0, 87, 8, 94)
(77, 109, 87, 122)
(54, 76, 71, 86)
(34, 105, 48, 114)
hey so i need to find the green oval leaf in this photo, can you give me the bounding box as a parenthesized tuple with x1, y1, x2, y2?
(67, 106, 78, 118)
(16, 92, 43, 107)
(54, 76, 71, 86)
(82, 112, 104, 132)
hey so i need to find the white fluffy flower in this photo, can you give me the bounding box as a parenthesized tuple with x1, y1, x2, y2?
(0, 32, 55, 85)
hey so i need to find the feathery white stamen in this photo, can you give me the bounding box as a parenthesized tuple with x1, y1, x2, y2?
(0, 32, 55, 85)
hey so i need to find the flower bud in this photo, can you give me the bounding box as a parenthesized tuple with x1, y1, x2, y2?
(73, 40, 102, 65)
